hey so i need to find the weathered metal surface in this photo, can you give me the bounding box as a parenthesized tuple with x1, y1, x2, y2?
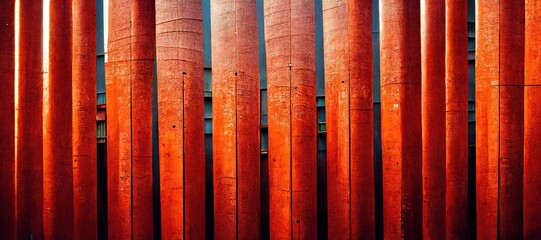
(106, 0, 155, 238)
(445, 0, 469, 238)
(72, 0, 98, 238)
(525, 0, 541, 238)
(156, 0, 206, 238)
(16, 1, 44, 239)
(322, 0, 374, 238)
(421, 0, 446, 238)
(0, 1, 15, 239)
(43, 0, 74, 238)
(264, 0, 318, 238)
(211, 0, 261, 238)
(380, 0, 422, 239)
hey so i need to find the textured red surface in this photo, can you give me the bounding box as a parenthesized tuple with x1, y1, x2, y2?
(16, 1, 44, 239)
(264, 0, 318, 238)
(106, 0, 155, 238)
(0, 1, 15, 239)
(72, 0, 98, 238)
(445, 0, 469, 238)
(43, 0, 74, 238)
(421, 0, 446, 238)
(380, 0, 422, 239)
(525, 0, 541, 238)
(156, 0, 206, 238)
(211, 0, 261, 238)
(322, 0, 374, 238)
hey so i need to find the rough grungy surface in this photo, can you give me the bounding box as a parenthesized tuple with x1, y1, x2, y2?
(72, 0, 98, 238)
(379, 0, 422, 239)
(322, 0, 374, 238)
(106, 0, 155, 238)
(264, 0, 318, 238)
(475, 0, 499, 238)
(156, 0, 205, 238)
(16, 1, 44, 239)
(525, 0, 541, 238)
(211, 0, 261, 239)
(0, 1, 15, 239)
(445, 0, 469, 238)
(44, 0, 74, 238)
(420, 0, 446, 238)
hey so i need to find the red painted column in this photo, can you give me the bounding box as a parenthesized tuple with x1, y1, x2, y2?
(475, 0, 499, 238)
(72, 0, 97, 238)
(445, 0, 469, 238)
(44, 0, 74, 238)
(211, 0, 260, 239)
(0, 1, 15, 239)
(525, 0, 541, 238)
(380, 0, 422, 239)
(155, 0, 205, 238)
(323, 0, 374, 238)
(264, 0, 317, 238)
(16, 1, 44, 239)
(106, 0, 155, 238)
(420, 0, 445, 238)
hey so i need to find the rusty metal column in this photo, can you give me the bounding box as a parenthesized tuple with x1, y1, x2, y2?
(445, 0, 468, 238)
(106, 0, 155, 238)
(379, 0, 422, 239)
(420, 0, 445, 238)
(322, 0, 374, 238)
(0, 1, 15, 239)
(264, 0, 317, 238)
(155, 0, 205, 238)
(525, 0, 541, 238)
(72, 0, 97, 238)
(155, 1, 205, 239)
(211, 0, 260, 239)
(44, 0, 74, 238)
(16, 0, 44, 239)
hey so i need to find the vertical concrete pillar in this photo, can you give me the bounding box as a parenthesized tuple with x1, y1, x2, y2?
(155, 0, 206, 238)
(323, 0, 374, 238)
(420, 0, 446, 238)
(0, 1, 15, 239)
(445, 0, 469, 238)
(106, 0, 155, 238)
(72, 0, 97, 238)
(525, 0, 541, 238)
(379, 0, 422, 239)
(16, 0, 44, 239)
(211, 0, 260, 239)
(264, 0, 317, 238)
(43, 0, 74, 238)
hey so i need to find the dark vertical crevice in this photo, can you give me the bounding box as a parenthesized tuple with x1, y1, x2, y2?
(152, 51, 162, 240)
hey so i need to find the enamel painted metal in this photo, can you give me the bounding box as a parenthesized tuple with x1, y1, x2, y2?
(322, 0, 374, 238)
(380, 0, 423, 238)
(264, 0, 318, 238)
(211, 0, 261, 238)
(156, 0, 206, 238)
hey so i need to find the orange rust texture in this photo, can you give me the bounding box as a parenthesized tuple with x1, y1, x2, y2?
(16, 0, 44, 239)
(264, 0, 318, 239)
(156, 0, 206, 238)
(445, 0, 469, 238)
(211, 0, 261, 239)
(421, 0, 446, 238)
(72, 0, 98, 238)
(0, 1, 15, 239)
(379, 0, 422, 239)
(322, 0, 374, 238)
(43, 0, 74, 238)
(106, 0, 155, 238)
(525, 0, 541, 238)
(475, 0, 499, 238)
